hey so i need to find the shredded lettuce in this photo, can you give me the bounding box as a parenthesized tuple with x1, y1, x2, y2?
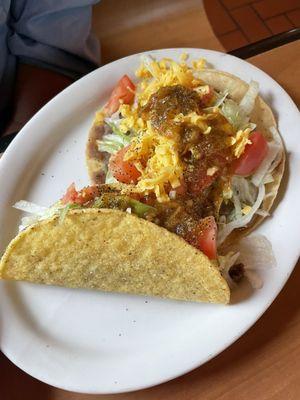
(231, 186, 242, 220)
(97, 132, 131, 155)
(98, 134, 131, 154)
(218, 183, 265, 245)
(58, 203, 81, 223)
(232, 176, 257, 206)
(269, 126, 283, 146)
(239, 80, 259, 116)
(223, 177, 257, 224)
(13, 200, 48, 215)
(106, 121, 124, 136)
(13, 200, 82, 230)
(221, 99, 257, 131)
(266, 127, 284, 175)
(98, 118, 134, 155)
(221, 99, 250, 130)
(14, 200, 63, 231)
(214, 90, 229, 108)
(220, 80, 259, 130)
(105, 169, 118, 184)
(251, 142, 281, 187)
(204, 90, 229, 111)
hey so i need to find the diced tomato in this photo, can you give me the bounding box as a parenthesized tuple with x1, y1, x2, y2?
(188, 167, 217, 194)
(77, 186, 99, 204)
(233, 131, 268, 176)
(109, 146, 141, 184)
(61, 183, 78, 205)
(195, 216, 217, 259)
(188, 152, 230, 195)
(197, 216, 217, 259)
(61, 184, 98, 205)
(104, 75, 135, 115)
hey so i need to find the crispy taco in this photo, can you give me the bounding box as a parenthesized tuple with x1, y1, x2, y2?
(0, 192, 229, 304)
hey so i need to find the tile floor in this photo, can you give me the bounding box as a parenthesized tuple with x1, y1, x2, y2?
(204, 0, 300, 51)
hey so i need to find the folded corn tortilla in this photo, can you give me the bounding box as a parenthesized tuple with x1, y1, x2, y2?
(0, 209, 230, 304)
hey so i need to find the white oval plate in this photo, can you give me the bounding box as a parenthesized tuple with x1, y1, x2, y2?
(0, 49, 299, 394)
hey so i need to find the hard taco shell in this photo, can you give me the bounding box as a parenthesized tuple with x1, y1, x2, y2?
(0, 209, 230, 304)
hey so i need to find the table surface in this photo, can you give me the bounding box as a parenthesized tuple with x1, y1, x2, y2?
(1, 22, 300, 400)
(92, 0, 224, 65)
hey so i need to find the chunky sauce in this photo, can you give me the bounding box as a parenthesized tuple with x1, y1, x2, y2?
(141, 85, 200, 134)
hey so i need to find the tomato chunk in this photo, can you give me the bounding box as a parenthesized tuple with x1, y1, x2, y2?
(188, 168, 217, 194)
(109, 146, 141, 184)
(233, 131, 268, 176)
(104, 75, 135, 115)
(185, 216, 217, 259)
(61, 183, 78, 205)
(196, 216, 217, 259)
(187, 152, 230, 195)
(78, 186, 99, 203)
(61, 184, 98, 205)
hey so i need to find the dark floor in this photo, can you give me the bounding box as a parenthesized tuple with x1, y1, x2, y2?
(204, 0, 300, 50)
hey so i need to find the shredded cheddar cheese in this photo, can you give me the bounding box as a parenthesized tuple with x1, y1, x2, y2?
(135, 57, 205, 106)
(242, 205, 252, 215)
(227, 128, 252, 158)
(173, 112, 213, 134)
(125, 122, 183, 202)
(119, 104, 146, 133)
